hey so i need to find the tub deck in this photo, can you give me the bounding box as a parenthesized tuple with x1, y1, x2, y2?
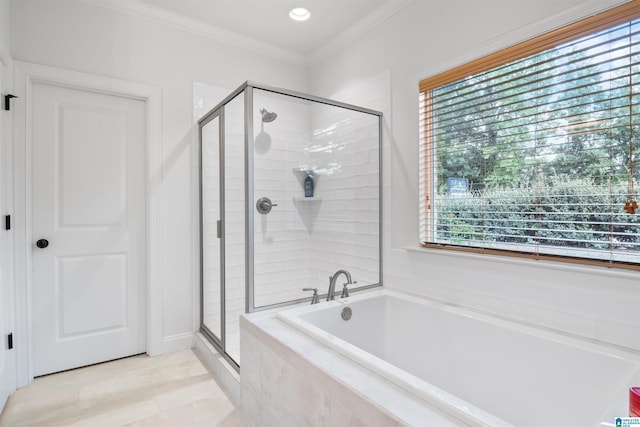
(276, 289, 640, 427)
(241, 306, 462, 426)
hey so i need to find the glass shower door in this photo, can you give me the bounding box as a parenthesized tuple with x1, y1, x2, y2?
(199, 92, 245, 367)
(200, 111, 223, 346)
(221, 94, 244, 363)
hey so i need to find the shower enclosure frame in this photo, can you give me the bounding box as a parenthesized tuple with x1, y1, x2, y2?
(198, 107, 226, 357)
(198, 81, 383, 369)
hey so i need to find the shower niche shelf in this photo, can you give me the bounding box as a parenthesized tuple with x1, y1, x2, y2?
(292, 196, 322, 202)
(292, 168, 321, 192)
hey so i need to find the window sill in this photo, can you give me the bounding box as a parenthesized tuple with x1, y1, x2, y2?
(401, 244, 640, 279)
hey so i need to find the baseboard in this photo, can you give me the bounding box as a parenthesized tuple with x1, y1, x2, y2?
(160, 332, 194, 354)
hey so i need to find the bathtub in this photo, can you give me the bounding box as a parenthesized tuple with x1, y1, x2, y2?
(276, 289, 640, 427)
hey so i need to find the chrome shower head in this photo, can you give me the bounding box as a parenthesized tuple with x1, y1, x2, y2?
(260, 108, 277, 123)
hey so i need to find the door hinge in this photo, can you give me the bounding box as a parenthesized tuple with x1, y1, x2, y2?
(4, 94, 17, 111)
(7, 333, 13, 350)
(216, 220, 222, 239)
(4, 215, 10, 230)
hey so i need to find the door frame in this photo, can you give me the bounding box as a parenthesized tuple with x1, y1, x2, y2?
(0, 54, 16, 410)
(12, 61, 162, 386)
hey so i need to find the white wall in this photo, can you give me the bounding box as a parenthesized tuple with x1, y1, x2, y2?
(9, 0, 309, 355)
(0, 0, 14, 412)
(0, 0, 8, 61)
(311, 0, 640, 352)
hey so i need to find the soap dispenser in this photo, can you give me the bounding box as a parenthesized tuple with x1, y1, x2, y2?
(304, 173, 314, 198)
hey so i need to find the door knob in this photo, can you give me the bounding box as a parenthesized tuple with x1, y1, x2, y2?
(36, 239, 49, 249)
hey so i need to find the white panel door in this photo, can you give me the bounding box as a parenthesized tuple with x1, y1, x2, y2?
(31, 82, 146, 376)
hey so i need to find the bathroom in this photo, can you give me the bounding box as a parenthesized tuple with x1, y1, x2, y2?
(0, 0, 639, 426)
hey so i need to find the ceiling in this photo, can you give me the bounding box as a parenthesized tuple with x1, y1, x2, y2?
(87, 0, 414, 64)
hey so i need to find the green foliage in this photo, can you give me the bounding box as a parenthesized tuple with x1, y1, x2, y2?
(436, 179, 640, 257)
(431, 31, 639, 192)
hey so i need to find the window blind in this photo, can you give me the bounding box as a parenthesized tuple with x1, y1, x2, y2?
(420, 4, 640, 269)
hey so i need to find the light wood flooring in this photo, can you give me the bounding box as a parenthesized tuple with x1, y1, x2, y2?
(0, 350, 251, 426)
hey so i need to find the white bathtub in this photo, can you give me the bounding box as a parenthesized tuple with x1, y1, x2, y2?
(277, 289, 640, 427)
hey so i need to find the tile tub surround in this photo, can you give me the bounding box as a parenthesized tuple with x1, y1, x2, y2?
(240, 310, 463, 427)
(242, 289, 640, 427)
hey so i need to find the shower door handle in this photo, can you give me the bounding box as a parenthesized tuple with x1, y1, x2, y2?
(256, 197, 277, 214)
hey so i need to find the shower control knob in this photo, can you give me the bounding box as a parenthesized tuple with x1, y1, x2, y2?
(256, 197, 278, 214)
(36, 239, 49, 249)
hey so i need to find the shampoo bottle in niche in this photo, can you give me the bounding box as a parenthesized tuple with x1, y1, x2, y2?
(304, 173, 314, 197)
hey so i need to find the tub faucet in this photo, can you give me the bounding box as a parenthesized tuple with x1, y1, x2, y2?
(327, 270, 353, 301)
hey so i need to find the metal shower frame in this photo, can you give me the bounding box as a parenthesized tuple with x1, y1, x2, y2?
(198, 81, 383, 369)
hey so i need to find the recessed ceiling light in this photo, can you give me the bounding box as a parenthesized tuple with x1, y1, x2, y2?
(289, 7, 311, 22)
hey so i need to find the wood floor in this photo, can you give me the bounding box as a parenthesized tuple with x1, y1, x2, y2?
(0, 350, 251, 426)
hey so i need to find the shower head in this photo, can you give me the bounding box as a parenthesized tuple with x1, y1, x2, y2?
(260, 108, 278, 123)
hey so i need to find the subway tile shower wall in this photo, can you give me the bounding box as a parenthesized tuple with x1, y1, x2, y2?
(307, 104, 380, 293)
(251, 91, 380, 308)
(252, 93, 314, 308)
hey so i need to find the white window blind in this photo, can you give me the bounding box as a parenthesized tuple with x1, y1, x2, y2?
(420, 14, 640, 268)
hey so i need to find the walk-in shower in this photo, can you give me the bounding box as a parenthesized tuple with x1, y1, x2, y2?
(198, 81, 382, 369)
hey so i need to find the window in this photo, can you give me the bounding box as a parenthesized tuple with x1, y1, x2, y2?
(419, 1, 640, 270)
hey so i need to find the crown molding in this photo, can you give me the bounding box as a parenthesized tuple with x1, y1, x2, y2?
(309, 0, 415, 64)
(82, 0, 416, 67)
(84, 0, 308, 66)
